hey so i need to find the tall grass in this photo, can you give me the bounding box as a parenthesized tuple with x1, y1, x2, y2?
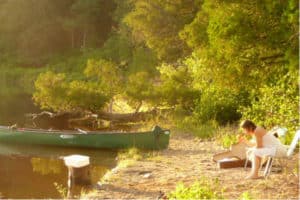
(173, 115, 218, 139)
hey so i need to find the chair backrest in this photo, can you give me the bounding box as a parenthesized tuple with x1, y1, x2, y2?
(269, 126, 287, 138)
(287, 129, 300, 157)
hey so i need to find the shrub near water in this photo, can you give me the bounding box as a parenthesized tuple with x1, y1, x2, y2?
(240, 72, 299, 144)
(168, 178, 223, 199)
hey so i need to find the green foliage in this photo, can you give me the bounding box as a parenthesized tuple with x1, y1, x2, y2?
(292, 160, 299, 178)
(90, 33, 158, 75)
(0, 0, 298, 136)
(129, 47, 158, 75)
(53, 182, 67, 199)
(117, 148, 143, 161)
(240, 72, 299, 144)
(239, 191, 254, 200)
(100, 33, 133, 63)
(173, 109, 218, 139)
(33, 70, 110, 112)
(84, 59, 122, 96)
(0, 65, 44, 95)
(179, 9, 208, 49)
(181, 0, 298, 92)
(168, 178, 223, 199)
(33, 71, 68, 111)
(219, 134, 237, 149)
(118, 147, 162, 162)
(0, 0, 70, 66)
(215, 125, 239, 149)
(0, 0, 115, 66)
(194, 87, 247, 125)
(124, 71, 156, 110)
(0, 65, 43, 125)
(181, 1, 299, 128)
(33, 52, 159, 114)
(123, 0, 198, 61)
(157, 63, 200, 109)
(66, 81, 110, 112)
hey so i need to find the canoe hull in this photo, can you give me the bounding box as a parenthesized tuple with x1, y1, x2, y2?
(0, 126, 170, 150)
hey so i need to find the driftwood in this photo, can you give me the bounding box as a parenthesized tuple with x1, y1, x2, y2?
(30, 111, 82, 130)
(25, 108, 171, 130)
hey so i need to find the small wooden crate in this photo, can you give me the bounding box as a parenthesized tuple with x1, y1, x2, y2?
(217, 158, 251, 169)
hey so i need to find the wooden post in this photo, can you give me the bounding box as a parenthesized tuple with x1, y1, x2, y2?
(63, 155, 91, 198)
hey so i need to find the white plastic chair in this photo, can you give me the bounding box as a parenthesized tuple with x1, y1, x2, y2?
(263, 129, 300, 177)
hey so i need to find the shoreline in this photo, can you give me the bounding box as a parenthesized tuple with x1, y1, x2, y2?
(82, 134, 299, 199)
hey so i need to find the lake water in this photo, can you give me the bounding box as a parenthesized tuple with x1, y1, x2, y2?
(0, 143, 117, 199)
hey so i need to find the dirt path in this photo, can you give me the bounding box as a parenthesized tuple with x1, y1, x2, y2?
(82, 134, 299, 199)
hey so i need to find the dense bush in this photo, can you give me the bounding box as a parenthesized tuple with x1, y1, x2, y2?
(193, 87, 248, 125)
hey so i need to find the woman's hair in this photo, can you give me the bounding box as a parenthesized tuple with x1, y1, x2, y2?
(240, 119, 257, 131)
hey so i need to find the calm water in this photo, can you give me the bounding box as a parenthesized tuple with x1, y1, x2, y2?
(0, 143, 117, 199)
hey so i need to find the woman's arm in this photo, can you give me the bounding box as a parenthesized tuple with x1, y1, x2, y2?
(239, 136, 256, 147)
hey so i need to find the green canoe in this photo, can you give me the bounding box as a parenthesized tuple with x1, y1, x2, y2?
(0, 125, 170, 150)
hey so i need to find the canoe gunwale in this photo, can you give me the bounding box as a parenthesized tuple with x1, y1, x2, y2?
(0, 126, 170, 136)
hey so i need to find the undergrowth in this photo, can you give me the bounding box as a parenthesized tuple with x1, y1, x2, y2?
(168, 177, 223, 199)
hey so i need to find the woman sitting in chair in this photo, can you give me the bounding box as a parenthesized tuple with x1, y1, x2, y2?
(239, 120, 287, 179)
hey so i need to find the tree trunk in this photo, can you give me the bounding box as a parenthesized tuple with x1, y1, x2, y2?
(135, 101, 143, 113)
(82, 28, 87, 49)
(71, 30, 74, 49)
(109, 99, 114, 113)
